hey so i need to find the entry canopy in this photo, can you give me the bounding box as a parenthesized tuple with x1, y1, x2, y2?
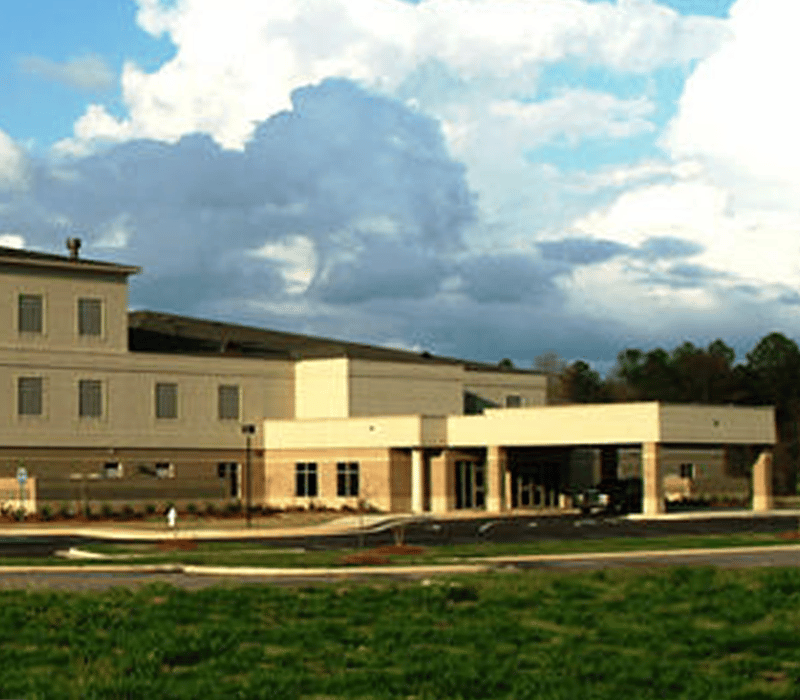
(265, 402, 776, 450)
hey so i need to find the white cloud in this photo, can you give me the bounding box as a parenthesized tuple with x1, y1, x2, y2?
(253, 235, 317, 293)
(0, 234, 25, 249)
(60, 0, 725, 152)
(18, 54, 115, 92)
(0, 129, 30, 190)
(665, 0, 800, 211)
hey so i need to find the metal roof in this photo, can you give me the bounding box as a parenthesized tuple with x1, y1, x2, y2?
(0, 246, 140, 276)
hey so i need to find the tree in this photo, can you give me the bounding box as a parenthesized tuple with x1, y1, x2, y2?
(533, 352, 567, 403)
(561, 360, 607, 403)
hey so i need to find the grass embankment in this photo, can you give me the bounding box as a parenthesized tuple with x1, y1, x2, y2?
(2, 531, 798, 568)
(2, 566, 800, 698)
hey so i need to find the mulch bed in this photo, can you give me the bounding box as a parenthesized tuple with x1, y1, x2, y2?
(156, 539, 199, 551)
(778, 531, 800, 540)
(339, 544, 424, 566)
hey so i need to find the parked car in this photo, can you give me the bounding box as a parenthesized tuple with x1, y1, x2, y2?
(574, 478, 642, 515)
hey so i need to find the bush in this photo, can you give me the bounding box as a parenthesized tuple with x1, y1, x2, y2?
(145, 503, 156, 515)
(13, 508, 25, 522)
(226, 500, 243, 515)
(83, 504, 93, 519)
(58, 503, 72, 519)
(41, 504, 53, 521)
(122, 503, 135, 519)
(101, 502, 114, 519)
(186, 502, 198, 516)
(204, 502, 217, 516)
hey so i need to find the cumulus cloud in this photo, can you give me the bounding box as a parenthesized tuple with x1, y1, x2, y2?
(57, 0, 726, 152)
(18, 54, 115, 92)
(0, 129, 30, 191)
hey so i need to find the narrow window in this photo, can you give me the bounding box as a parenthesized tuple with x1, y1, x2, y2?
(17, 376, 43, 416)
(78, 298, 102, 336)
(79, 379, 103, 418)
(680, 463, 695, 479)
(18, 294, 43, 333)
(505, 394, 523, 408)
(155, 382, 178, 419)
(336, 462, 359, 497)
(295, 462, 318, 497)
(218, 384, 240, 420)
(217, 462, 239, 497)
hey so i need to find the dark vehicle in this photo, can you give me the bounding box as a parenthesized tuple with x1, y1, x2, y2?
(574, 478, 642, 516)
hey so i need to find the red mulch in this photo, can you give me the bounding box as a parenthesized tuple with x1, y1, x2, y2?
(338, 544, 424, 566)
(778, 531, 800, 540)
(156, 539, 198, 551)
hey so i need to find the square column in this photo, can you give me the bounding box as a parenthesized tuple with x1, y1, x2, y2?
(486, 446, 507, 513)
(430, 451, 453, 513)
(642, 442, 664, 515)
(411, 448, 425, 514)
(752, 448, 773, 512)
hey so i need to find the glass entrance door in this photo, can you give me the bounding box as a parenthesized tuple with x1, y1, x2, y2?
(455, 460, 486, 509)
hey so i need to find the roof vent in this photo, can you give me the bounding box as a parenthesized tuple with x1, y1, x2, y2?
(66, 237, 81, 260)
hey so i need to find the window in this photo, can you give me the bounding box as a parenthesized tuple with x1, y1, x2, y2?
(505, 394, 523, 408)
(17, 377, 43, 416)
(680, 463, 695, 479)
(295, 462, 318, 497)
(79, 379, 103, 418)
(18, 294, 43, 334)
(78, 298, 102, 336)
(155, 462, 175, 479)
(155, 382, 178, 419)
(217, 462, 240, 497)
(104, 462, 122, 479)
(218, 384, 239, 420)
(336, 461, 359, 497)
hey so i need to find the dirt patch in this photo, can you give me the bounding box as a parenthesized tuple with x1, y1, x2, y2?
(157, 539, 198, 551)
(338, 544, 424, 566)
(372, 545, 425, 555)
(778, 531, 800, 540)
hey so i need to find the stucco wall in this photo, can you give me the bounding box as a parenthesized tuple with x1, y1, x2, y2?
(464, 370, 547, 409)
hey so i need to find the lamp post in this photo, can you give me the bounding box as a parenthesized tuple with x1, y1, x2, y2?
(242, 424, 256, 527)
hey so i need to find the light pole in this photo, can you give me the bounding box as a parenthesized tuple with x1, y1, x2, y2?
(242, 424, 256, 527)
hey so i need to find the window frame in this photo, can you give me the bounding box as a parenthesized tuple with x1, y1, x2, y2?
(18, 293, 43, 334)
(155, 462, 175, 479)
(218, 384, 240, 420)
(103, 462, 123, 479)
(336, 461, 359, 497)
(155, 382, 178, 420)
(78, 379, 103, 418)
(295, 462, 318, 497)
(17, 376, 43, 417)
(77, 297, 103, 337)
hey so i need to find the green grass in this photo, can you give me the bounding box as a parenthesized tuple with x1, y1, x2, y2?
(2, 567, 800, 698)
(3, 531, 795, 569)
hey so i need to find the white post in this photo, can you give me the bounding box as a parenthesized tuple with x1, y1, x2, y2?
(411, 449, 425, 514)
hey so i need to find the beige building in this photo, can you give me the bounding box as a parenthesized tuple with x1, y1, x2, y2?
(0, 244, 777, 516)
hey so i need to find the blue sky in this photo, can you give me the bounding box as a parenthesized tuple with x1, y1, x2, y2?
(2, 0, 798, 371)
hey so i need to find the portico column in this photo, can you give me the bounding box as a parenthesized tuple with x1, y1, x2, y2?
(411, 448, 425, 514)
(486, 445, 507, 512)
(752, 448, 774, 512)
(642, 442, 664, 515)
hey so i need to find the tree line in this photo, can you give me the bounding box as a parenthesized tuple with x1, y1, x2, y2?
(525, 333, 800, 494)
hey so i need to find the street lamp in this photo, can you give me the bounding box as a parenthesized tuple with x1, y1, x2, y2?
(242, 424, 256, 527)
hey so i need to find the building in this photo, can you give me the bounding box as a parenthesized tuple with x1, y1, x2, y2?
(0, 243, 777, 516)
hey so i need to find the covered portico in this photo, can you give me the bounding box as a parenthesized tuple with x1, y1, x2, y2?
(262, 402, 776, 515)
(445, 403, 776, 516)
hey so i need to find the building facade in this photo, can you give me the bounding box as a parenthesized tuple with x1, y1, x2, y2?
(0, 244, 777, 516)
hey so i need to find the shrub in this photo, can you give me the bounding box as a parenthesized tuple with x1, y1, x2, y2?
(122, 503, 135, 519)
(204, 502, 217, 516)
(13, 508, 25, 522)
(186, 502, 198, 516)
(58, 503, 72, 519)
(101, 502, 114, 519)
(41, 504, 53, 521)
(226, 500, 243, 515)
(145, 503, 156, 516)
(83, 504, 93, 519)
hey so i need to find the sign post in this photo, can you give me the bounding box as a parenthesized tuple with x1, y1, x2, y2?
(16, 466, 28, 514)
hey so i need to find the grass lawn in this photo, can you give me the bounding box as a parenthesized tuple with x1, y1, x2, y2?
(1, 566, 800, 698)
(4, 530, 796, 569)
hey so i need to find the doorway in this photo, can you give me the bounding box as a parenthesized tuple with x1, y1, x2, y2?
(455, 460, 486, 509)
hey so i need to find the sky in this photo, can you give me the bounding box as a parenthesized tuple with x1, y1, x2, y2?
(1, 0, 798, 371)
